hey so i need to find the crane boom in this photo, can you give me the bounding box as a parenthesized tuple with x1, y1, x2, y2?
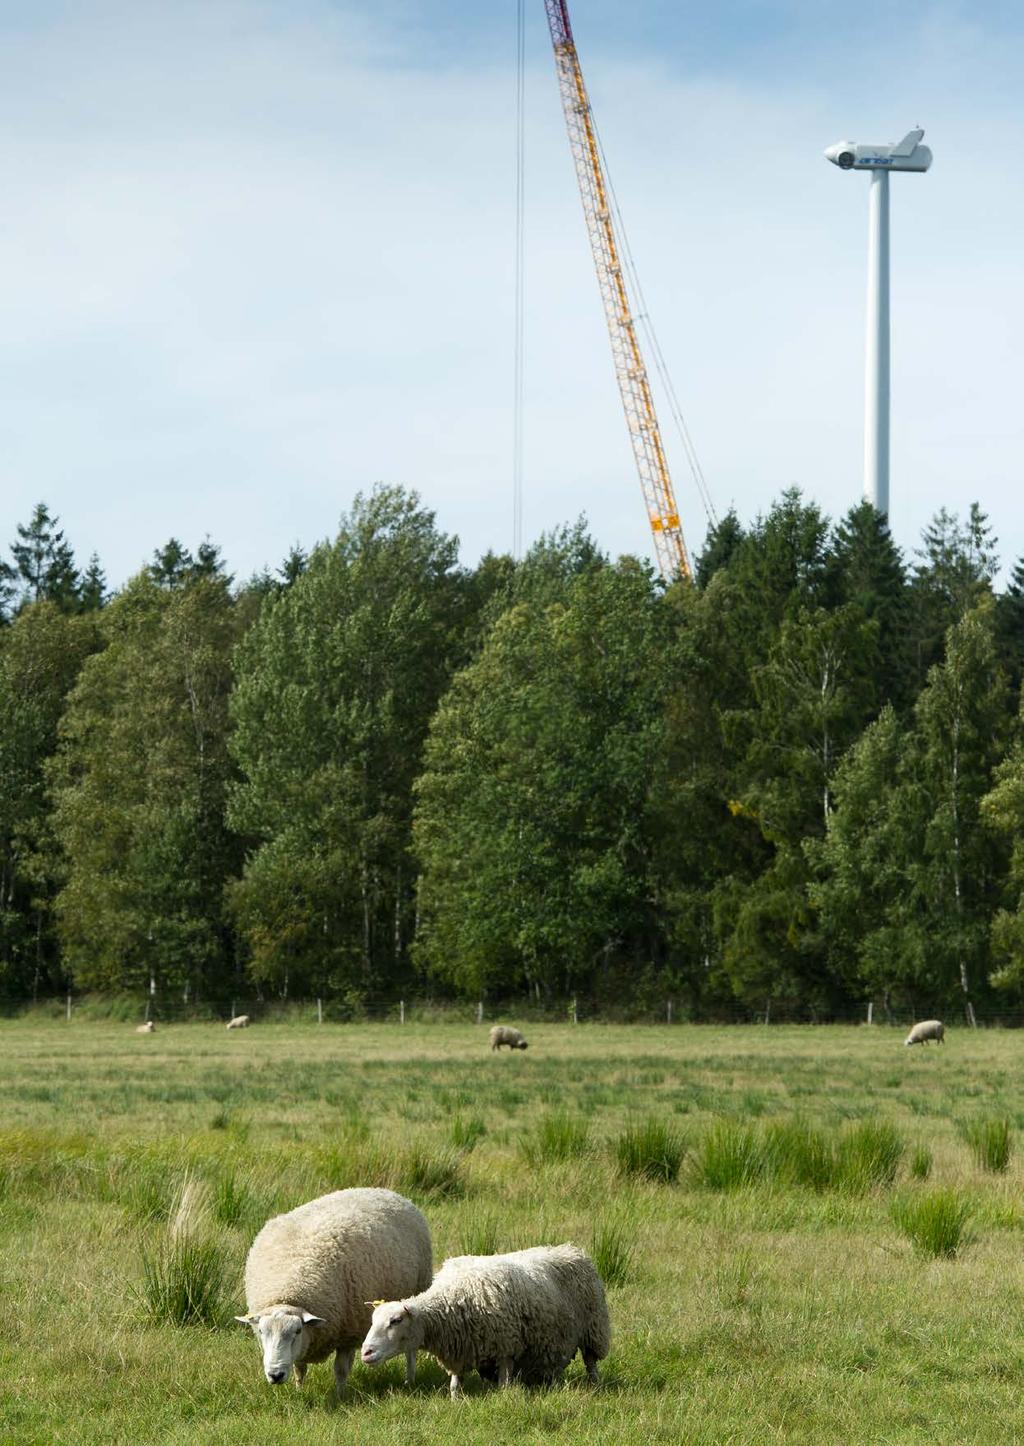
(543, 0, 691, 582)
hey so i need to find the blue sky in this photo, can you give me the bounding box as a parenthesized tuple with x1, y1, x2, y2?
(1, 0, 1023, 586)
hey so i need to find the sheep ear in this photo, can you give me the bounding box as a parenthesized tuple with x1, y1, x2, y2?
(235, 1315, 260, 1328)
(364, 1299, 388, 1308)
(300, 1311, 327, 1326)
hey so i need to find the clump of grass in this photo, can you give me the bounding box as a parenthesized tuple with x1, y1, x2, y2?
(140, 1175, 230, 1326)
(520, 1112, 591, 1165)
(961, 1117, 1012, 1173)
(399, 1145, 465, 1200)
(615, 1118, 687, 1184)
(460, 1206, 504, 1256)
(834, 1121, 905, 1193)
(763, 1120, 834, 1191)
(450, 1115, 487, 1152)
(211, 1168, 266, 1231)
(591, 1218, 636, 1287)
(691, 1122, 765, 1190)
(891, 1189, 973, 1258)
(910, 1143, 933, 1180)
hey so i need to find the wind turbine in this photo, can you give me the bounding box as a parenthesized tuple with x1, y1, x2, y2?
(825, 128, 933, 516)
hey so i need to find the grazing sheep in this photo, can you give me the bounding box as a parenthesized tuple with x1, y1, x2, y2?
(489, 1025, 528, 1051)
(360, 1243, 610, 1400)
(226, 1014, 250, 1030)
(135, 1021, 155, 1034)
(905, 1019, 945, 1046)
(237, 1187, 432, 1396)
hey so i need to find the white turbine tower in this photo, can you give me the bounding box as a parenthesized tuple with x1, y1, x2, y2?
(825, 128, 933, 517)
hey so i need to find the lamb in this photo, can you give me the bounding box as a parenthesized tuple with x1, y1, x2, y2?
(236, 1187, 432, 1396)
(360, 1243, 610, 1400)
(905, 1018, 945, 1046)
(135, 1021, 155, 1034)
(489, 1024, 528, 1051)
(226, 1014, 250, 1029)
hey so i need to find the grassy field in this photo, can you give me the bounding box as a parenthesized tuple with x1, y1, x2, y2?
(2, 1018, 1024, 1443)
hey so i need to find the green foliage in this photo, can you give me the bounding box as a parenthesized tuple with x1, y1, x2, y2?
(227, 486, 467, 996)
(892, 1189, 973, 1258)
(48, 575, 242, 996)
(961, 1116, 1012, 1173)
(2, 490, 1022, 1016)
(615, 1118, 687, 1183)
(414, 548, 668, 997)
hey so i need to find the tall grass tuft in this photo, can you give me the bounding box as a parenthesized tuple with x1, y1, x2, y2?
(399, 1145, 465, 1200)
(520, 1112, 591, 1165)
(962, 1117, 1012, 1173)
(763, 1120, 834, 1191)
(834, 1121, 905, 1193)
(591, 1217, 636, 1287)
(450, 1115, 487, 1152)
(140, 1175, 230, 1326)
(459, 1206, 504, 1256)
(615, 1118, 687, 1184)
(910, 1143, 933, 1180)
(892, 1189, 973, 1258)
(691, 1122, 765, 1190)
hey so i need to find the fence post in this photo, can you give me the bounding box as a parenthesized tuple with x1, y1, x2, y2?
(763, 999, 771, 1026)
(317, 997, 323, 1025)
(867, 1001, 873, 1025)
(66, 991, 72, 1023)
(400, 999, 405, 1025)
(966, 1000, 977, 1029)
(571, 995, 578, 1025)
(667, 999, 673, 1025)
(476, 1001, 483, 1025)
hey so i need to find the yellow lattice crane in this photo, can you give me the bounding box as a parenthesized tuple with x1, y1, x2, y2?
(543, 0, 693, 582)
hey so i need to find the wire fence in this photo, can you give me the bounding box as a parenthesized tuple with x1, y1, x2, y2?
(6, 992, 1024, 1031)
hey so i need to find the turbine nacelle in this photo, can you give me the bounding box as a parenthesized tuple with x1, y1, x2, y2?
(824, 128, 932, 173)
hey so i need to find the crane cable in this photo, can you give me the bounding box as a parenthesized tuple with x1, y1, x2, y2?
(512, 0, 526, 559)
(590, 118, 717, 530)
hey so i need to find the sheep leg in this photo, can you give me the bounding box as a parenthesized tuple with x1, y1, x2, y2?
(449, 1372, 463, 1400)
(497, 1358, 514, 1388)
(583, 1350, 601, 1385)
(405, 1348, 417, 1386)
(293, 1362, 307, 1390)
(333, 1347, 355, 1398)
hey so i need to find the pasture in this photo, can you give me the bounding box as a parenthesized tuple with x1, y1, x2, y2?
(1, 1018, 1023, 1443)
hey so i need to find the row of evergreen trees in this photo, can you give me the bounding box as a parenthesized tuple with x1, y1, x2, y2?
(2, 489, 1023, 1018)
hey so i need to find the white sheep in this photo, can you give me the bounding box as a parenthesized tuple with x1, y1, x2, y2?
(360, 1243, 610, 1399)
(226, 1014, 250, 1030)
(135, 1021, 155, 1034)
(236, 1187, 432, 1396)
(905, 1018, 945, 1046)
(489, 1024, 528, 1051)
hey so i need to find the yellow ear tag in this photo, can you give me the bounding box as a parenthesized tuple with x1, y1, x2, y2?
(364, 1299, 388, 1307)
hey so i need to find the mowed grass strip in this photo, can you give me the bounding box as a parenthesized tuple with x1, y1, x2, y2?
(0, 1017, 1021, 1442)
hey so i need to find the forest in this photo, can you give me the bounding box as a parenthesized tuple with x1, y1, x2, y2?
(2, 486, 1023, 1020)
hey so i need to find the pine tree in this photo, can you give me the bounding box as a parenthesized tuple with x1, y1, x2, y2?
(7, 503, 81, 613)
(78, 555, 107, 612)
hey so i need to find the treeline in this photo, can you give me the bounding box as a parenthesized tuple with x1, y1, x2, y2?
(2, 488, 1024, 1018)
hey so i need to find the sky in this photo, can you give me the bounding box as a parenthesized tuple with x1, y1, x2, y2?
(1, 0, 1023, 587)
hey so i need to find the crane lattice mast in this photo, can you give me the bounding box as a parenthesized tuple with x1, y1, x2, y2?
(543, 0, 691, 582)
